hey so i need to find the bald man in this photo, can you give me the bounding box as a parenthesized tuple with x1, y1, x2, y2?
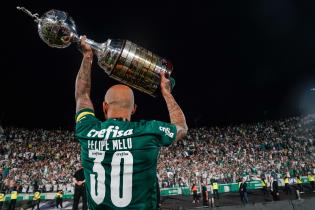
(74, 36, 187, 210)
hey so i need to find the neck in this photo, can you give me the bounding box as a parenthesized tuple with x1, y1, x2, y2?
(106, 109, 131, 121)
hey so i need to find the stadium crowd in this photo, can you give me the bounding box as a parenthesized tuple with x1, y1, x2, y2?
(158, 115, 315, 188)
(0, 128, 79, 193)
(0, 114, 315, 193)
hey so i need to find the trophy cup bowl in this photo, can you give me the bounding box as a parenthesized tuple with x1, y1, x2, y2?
(37, 9, 77, 48)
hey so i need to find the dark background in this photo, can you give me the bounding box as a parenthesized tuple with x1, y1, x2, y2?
(2, 0, 315, 129)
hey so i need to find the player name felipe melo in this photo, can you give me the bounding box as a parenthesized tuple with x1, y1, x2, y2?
(87, 138, 132, 151)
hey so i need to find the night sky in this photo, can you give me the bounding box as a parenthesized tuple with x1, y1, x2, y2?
(3, 0, 315, 129)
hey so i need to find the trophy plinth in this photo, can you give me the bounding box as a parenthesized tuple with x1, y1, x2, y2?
(17, 7, 173, 97)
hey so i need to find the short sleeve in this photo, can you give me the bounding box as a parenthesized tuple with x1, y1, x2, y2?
(75, 108, 100, 139)
(145, 120, 177, 146)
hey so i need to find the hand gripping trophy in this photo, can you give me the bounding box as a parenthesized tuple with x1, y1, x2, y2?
(17, 7, 174, 97)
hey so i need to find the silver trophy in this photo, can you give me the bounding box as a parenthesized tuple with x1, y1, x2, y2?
(17, 7, 173, 97)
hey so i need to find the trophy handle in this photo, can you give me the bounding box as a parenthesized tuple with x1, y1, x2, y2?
(72, 33, 104, 54)
(85, 39, 104, 52)
(17, 6, 40, 23)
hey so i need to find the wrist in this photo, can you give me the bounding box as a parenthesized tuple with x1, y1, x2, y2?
(83, 53, 93, 60)
(162, 90, 172, 97)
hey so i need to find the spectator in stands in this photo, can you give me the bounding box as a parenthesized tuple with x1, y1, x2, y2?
(72, 165, 87, 210)
(239, 178, 248, 205)
(191, 183, 199, 204)
(270, 178, 279, 201)
(31, 191, 41, 210)
(156, 175, 161, 209)
(0, 168, 3, 182)
(55, 190, 63, 208)
(296, 175, 303, 193)
(284, 176, 291, 195)
(295, 175, 303, 200)
(261, 177, 268, 197)
(211, 180, 219, 199)
(207, 184, 214, 208)
(0, 192, 5, 210)
(201, 182, 208, 206)
(8, 187, 18, 210)
(307, 172, 315, 192)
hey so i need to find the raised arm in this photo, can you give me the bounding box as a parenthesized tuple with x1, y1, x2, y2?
(75, 36, 94, 112)
(160, 72, 188, 141)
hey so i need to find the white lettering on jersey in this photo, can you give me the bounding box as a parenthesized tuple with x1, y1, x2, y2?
(112, 138, 132, 150)
(88, 140, 110, 151)
(159, 126, 174, 138)
(86, 126, 133, 139)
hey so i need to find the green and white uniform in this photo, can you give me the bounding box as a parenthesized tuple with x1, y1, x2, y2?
(75, 108, 177, 210)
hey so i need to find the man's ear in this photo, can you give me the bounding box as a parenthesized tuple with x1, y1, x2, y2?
(103, 102, 109, 118)
(131, 104, 137, 115)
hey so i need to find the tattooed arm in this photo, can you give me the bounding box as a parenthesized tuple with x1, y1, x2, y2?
(75, 36, 94, 112)
(160, 72, 188, 141)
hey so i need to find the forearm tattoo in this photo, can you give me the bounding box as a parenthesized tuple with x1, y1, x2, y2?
(163, 93, 188, 140)
(75, 57, 94, 112)
(165, 80, 171, 93)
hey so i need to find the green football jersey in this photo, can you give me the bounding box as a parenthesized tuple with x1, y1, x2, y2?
(75, 108, 177, 210)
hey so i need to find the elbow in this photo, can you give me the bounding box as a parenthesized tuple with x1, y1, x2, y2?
(183, 122, 188, 136)
(182, 126, 188, 139)
(176, 124, 188, 140)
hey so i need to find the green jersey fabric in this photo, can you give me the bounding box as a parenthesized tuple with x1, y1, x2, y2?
(75, 108, 177, 210)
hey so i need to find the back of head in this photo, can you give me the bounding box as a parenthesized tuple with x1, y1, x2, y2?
(105, 85, 134, 109)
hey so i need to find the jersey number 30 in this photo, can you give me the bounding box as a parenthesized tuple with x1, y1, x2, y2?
(89, 150, 133, 207)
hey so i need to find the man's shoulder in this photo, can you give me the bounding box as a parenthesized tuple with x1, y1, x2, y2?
(75, 108, 97, 123)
